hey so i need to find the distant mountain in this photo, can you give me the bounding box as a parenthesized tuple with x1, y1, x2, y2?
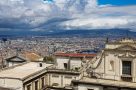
(43, 28, 136, 38)
(0, 28, 135, 38)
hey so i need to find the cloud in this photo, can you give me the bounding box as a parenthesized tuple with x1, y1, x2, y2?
(59, 5, 136, 30)
(60, 18, 129, 29)
(0, 0, 135, 31)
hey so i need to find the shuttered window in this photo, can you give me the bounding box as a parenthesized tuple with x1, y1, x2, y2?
(122, 61, 131, 75)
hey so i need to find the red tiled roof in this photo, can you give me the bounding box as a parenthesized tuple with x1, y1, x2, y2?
(55, 53, 96, 58)
(22, 52, 43, 61)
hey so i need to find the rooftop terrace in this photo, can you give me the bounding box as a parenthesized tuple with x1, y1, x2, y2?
(0, 62, 52, 80)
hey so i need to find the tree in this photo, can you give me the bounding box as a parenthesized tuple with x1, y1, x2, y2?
(43, 56, 54, 63)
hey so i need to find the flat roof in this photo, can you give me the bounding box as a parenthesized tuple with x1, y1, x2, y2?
(0, 62, 52, 80)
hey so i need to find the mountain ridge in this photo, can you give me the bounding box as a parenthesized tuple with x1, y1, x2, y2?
(0, 28, 135, 38)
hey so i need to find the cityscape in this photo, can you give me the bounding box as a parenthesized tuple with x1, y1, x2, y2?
(0, 0, 136, 90)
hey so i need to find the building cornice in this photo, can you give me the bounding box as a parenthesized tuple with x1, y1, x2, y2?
(72, 78, 136, 89)
(46, 69, 80, 75)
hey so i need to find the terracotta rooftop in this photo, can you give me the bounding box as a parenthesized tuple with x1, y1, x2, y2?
(23, 52, 43, 62)
(55, 53, 96, 58)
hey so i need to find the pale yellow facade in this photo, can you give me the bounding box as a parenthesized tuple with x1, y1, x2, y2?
(74, 38, 136, 90)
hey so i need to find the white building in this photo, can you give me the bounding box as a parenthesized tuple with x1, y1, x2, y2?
(45, 69, 80, 90)
(0, 62, 52, 90)
(5, 52, 43, 67)
(55, 53, 96, 70)
(72, 38, 136, 90)
(5, 56, 27, 67)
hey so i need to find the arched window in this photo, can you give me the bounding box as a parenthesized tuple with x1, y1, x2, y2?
(109, 61, 114, 71)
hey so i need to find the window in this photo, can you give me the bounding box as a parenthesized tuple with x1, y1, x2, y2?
(122, 61, 131, 75)
(27, 84, 31, 90)
(41, 77, 45, 88)
(64, 63, 68, 69)
(35, 81, 38, 90)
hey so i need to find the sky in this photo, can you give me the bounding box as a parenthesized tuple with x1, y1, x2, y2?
(0, 0, 136, 32)
(99, 0, 136, 6)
